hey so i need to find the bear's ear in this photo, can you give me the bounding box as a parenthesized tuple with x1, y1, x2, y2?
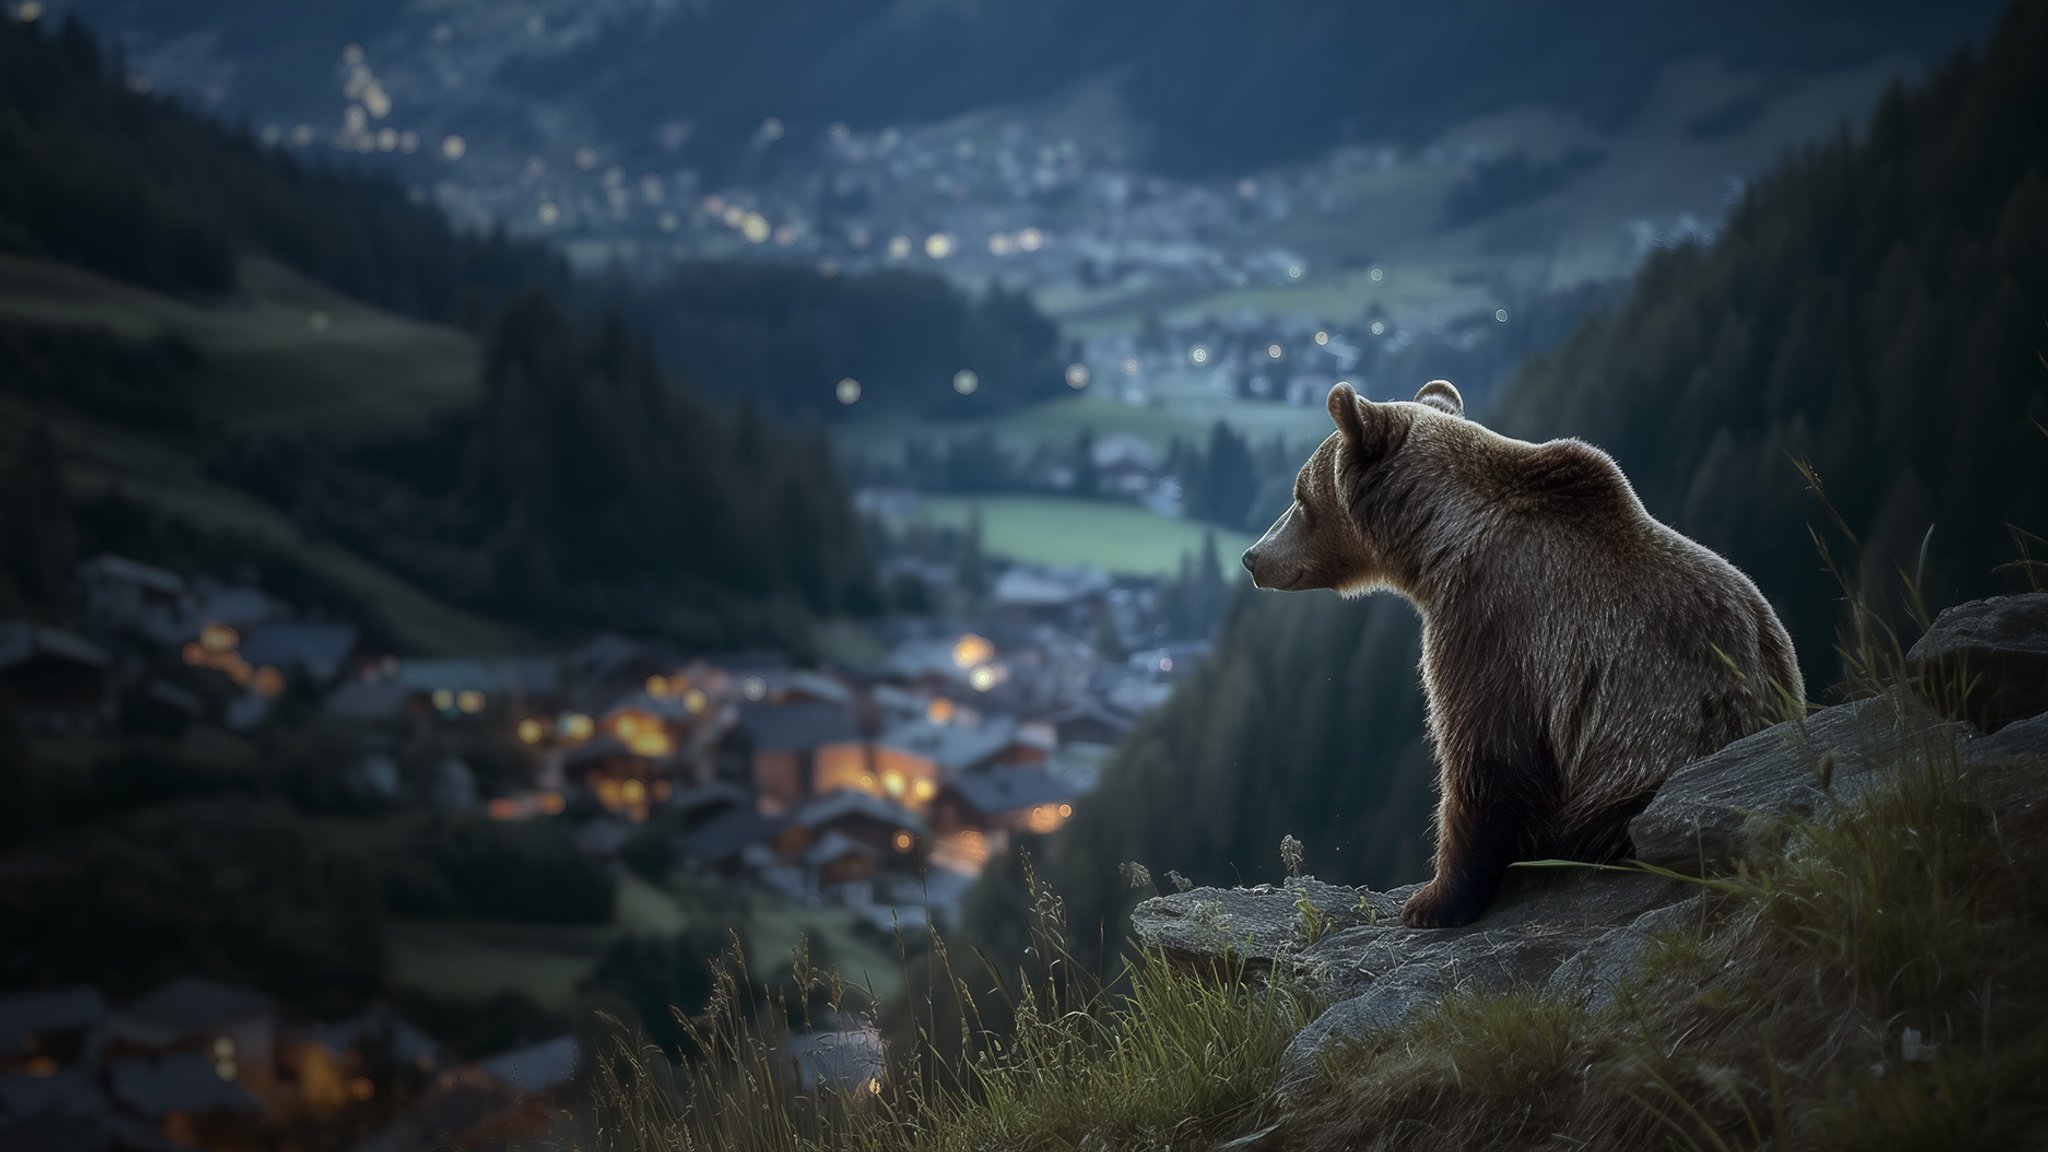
(1327, 381, 1371, 447)
(1415, 379, 1463, 417)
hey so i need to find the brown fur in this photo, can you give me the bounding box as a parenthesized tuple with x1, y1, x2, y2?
(1242, 381, 1804, 928)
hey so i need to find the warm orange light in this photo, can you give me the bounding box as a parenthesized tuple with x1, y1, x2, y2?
(252, 666, 285, 699)
(912, 778, 936, 802)
(517, 718, 544, 744)
(682, 688, 708, 715)
(561, 713, 594, 740)
(622, 779, 647, 806)
(456, 689, 485, 715)
(349, 1077, 375, 1102)
(199, 622, 239, 653)
(892, 831, 914, 853)
(540, 792, 566, 815)
(926, 698, 955, 725)
(646, 675, 671, 698)
(952, 634, 993, 669)
(181, 642, 207, 666)
(487, 798, 519, 821)
(882, 771, 906, 797)
(628, 729, 672, 758)
(431, 688, 454, 712)
(1058, 803, 1073, 818)
(1027, 805, 1060, 834)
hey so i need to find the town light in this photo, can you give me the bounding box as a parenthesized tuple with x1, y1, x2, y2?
(968, 666, 997, 692)
(431, 689, 454, 712)
(1189, 346, 1209, 366)
(952, 634, 993, 669)
(646, 675, 670, 698)
(926, 698, 955, 725)
(517, 718, 544, 744)
(456, 690, 485, 714)
(200, 622, 238, 653)
(892, 831, 914, 852)
(924, 232, 954, 260)
(743, 675, 768, 701)
(952, 369, 979, 395)
(1267, 344, 1284, 360)
(561, 712, 595, 740)
(1315, 330, 1330, 345)
(836, 378, 862, 405)
(1016, 226, 1044, 252)
(883, 771, 906, 797)
(682, 688, 708, 715)
(1065, 363, 1090, 389)
(912, 778, 936, 802)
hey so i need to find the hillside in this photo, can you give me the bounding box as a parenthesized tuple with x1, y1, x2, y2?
(966, 0, 2048, 969)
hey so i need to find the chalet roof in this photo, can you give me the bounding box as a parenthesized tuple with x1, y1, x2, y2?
(736, 700, 860, 752)
(322, 678, 409, 721)
(670, 781, 748, 816)
(0, 985, 106, 1052)
(802, 831, 882, 869)
(685, 809, 781, 866)
(385, 657, 560, 698)
(237, 621, 360, 684)
(876, 717, 1020, 775)
(117, 978, 272, 1041)
(791, 791, 926, 837)
(476, 1035, 579, 1095)
(0, 622, 106, 674)
(1047, 698, 1137, 735)
(762, 669, 854, 707)
(301, 1012, 441, 1068)
(109, 1050, 262, 1118)
(78, 554, 185, 597)
(943, 768, 1079, 819)
(991, 565, 1112, 610)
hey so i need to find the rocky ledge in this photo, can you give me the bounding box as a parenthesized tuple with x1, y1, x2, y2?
(1129, 594, 2048, 1088)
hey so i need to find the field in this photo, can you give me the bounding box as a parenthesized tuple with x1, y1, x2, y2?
(834, 394, 1329, 467)
(909, 495, 1253, 577)
(0, 252, 478, 437)
(388, 872, 909, 1012)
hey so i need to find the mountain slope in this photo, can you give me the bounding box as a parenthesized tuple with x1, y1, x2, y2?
(972, 0, 2048, 965)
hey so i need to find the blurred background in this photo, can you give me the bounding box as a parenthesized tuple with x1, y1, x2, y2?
(0, 1, 2042, 1149)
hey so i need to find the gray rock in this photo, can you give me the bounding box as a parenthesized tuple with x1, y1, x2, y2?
(1543, 895, 1708, 1013)
(1906, 594, 2048, 732)
(1629, 692, 1965, 871)
(1129, 877, 1407, 973)
(1277, 972, 1448, 1093)
(1966, 709, 2048, 768)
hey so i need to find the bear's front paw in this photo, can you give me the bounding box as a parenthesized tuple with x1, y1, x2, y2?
(1400, 880, 1484, 929)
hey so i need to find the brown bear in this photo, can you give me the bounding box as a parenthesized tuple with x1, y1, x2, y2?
(1242, 380, 1803, 928)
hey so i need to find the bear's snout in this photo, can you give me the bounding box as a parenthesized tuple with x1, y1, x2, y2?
(1240, 547, 1260, 577)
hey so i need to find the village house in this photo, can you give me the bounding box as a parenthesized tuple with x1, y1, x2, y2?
(77, 554, 186, 637)
(930, 765, 1080, 847)
(868, 715, 1047, 812)
(726, 699, 867, 814)
(234, 621, 364, 691)
(106, 978, 278, 1105)
(1044, 698, 1136, 750)
(990, 564, 1113, 629)
(278, 1011, 441, 1118)
(354, 1035, 577, 1152)
(0, 985, 106, 1077)
(0, 620, 114, 735)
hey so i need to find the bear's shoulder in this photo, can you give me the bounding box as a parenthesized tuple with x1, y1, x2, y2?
(1502, 437, 1637, 517)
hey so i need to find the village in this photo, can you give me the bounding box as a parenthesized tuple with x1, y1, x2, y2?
(0, 541, 1207, 1151)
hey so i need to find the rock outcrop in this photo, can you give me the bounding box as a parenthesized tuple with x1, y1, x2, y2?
(1129, 594, 2048, 1088)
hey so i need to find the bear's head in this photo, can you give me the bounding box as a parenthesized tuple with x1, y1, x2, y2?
(1240, 379, 1467, 596)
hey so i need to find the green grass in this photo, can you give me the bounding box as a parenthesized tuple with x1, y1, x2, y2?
(0, 392, 521, 656)
(388, 871, 907, 1014)
(0, 251, 478, 436)
(907, 495, 1254, 577)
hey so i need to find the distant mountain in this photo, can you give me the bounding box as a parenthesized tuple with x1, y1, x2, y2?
(53, 0, 2005, 178)
(966, 0, 2048, 968)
